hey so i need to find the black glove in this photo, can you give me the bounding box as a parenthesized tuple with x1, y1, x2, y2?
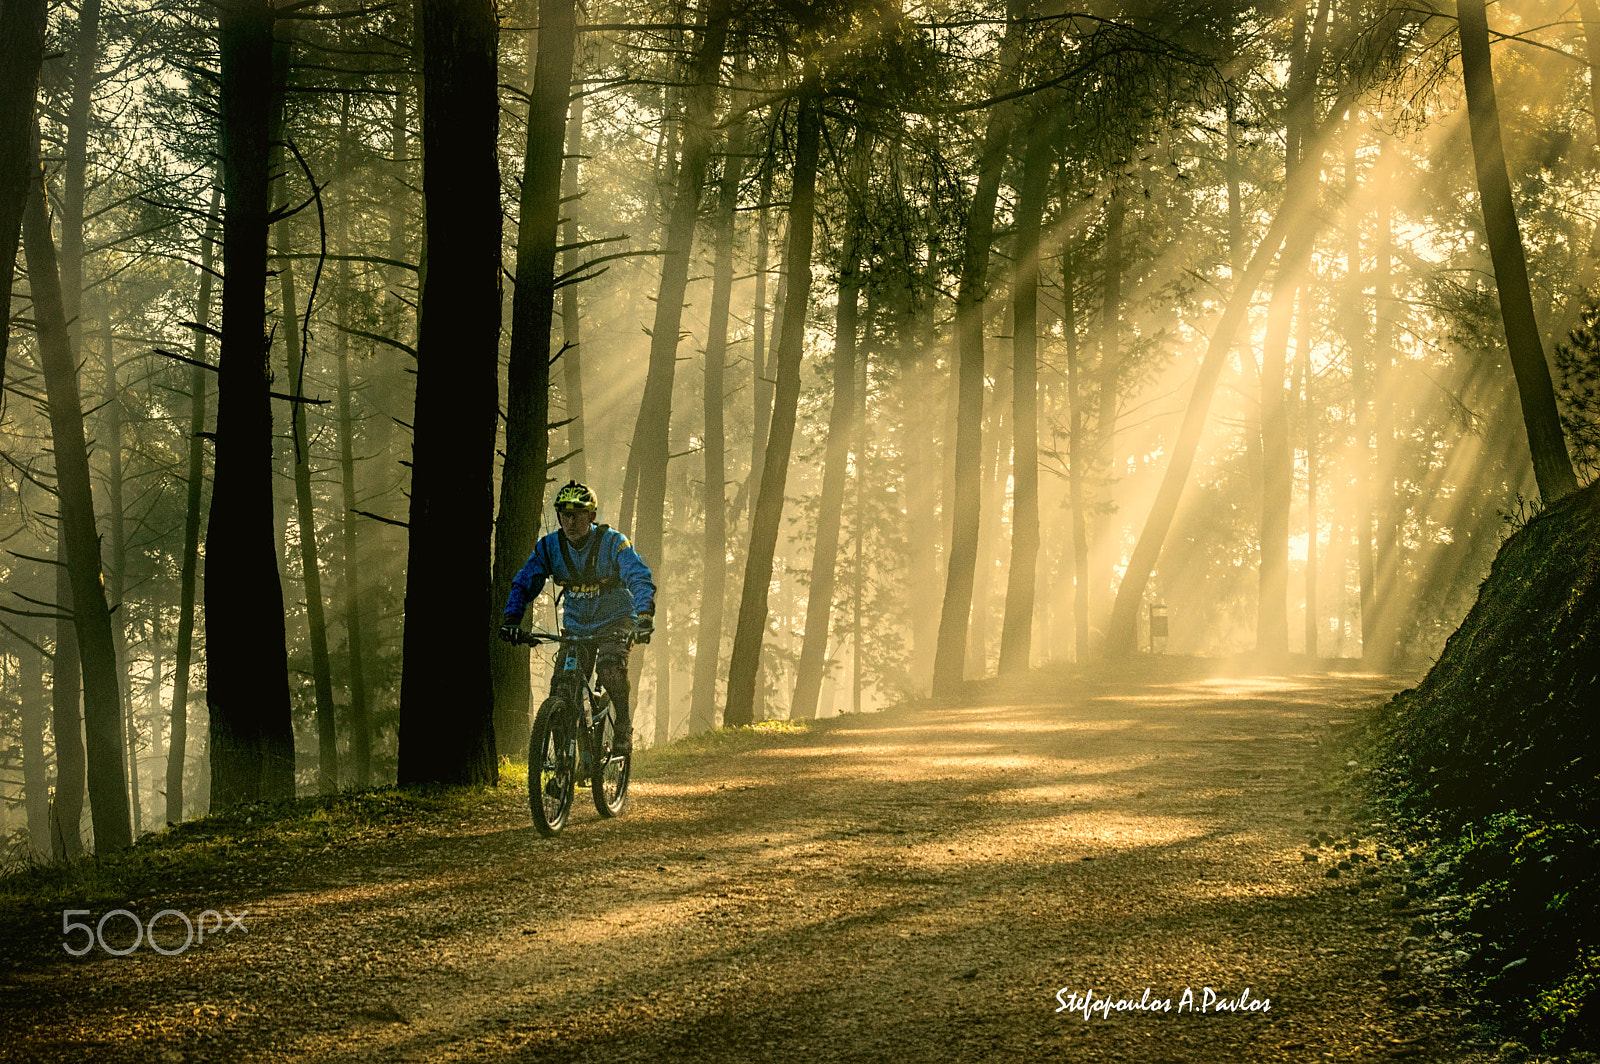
(498, 623, 522, 644)
(632, 613, 654, 644)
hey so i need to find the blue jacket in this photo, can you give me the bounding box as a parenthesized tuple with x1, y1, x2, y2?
(503, 525, 656, 636)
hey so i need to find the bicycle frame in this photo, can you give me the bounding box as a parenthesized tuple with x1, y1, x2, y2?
(513, 630, 631, 834)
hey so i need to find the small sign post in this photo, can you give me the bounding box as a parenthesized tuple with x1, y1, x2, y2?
(1148, 602, 1169, 653)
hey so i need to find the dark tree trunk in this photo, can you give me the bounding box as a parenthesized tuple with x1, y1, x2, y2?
(0, 0, 46, 395)
(998, 118, 1052, 676)
(398, 0, 502, 786)
(1457, 0, 1578, 502)
(792, 128, 869, 720)
(168, 187, 220, 824)
(490, 0, 577, 761)
(724, 86, 822, 728)
(689, 105, 747, 734)
(209, 0, 295, 806)
(23, 157, 132, 852)
(931, 2, 1022, 694)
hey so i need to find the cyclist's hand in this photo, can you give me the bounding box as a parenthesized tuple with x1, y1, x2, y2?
(632, 614, 653, 644)
(498, 623, 522, 644)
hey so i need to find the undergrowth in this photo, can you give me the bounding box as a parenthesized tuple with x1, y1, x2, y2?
(1367, 479, 1599, 1052)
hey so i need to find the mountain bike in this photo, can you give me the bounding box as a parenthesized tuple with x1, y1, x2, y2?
(507, 630, 631, 836)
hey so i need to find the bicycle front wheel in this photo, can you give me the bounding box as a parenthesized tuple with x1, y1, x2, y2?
(591, 713, 631, 818)
(529, 697, 577, 836)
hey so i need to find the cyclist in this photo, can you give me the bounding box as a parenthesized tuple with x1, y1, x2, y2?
(499, 480, 656, 756)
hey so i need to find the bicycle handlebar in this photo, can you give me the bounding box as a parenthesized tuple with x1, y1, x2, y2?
(506, 629, 632, 648)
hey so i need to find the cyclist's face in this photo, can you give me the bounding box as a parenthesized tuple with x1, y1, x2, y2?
(558, 508, 596, 539)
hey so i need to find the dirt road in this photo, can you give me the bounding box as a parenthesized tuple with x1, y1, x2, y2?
(3, 662, 1500, 1063)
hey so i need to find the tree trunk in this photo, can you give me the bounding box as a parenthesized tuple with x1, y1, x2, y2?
(95, 290, 141, 834)
(689, 105, 747, 734)
(1457, 0, 1578, 502)
(59, 0, 103, 359)
(0, 0, 47, 395)
(904, 351, 941, 691)
(21, 639, 49, 856)
(145, 619, 164, 822)
(1256, 239, 1308, 659)
(747, 160, 775, 521)
(724, 86, 822, 728)
(51, 557, 86, 857)
(490, 0, 577, 761)
(1105, 97, 1354, 655)
(334, 296, 370, 787)
(398, 0, 502, 786)
(277, 237, 339, 793)
(1089, 188, 1126, 644)
(23, 154, 132, 851)
(1063, 234, 1090, 663)
(1342, 115, 1378, 664)
(623, 0, 732, 597)
(1370, 194, 1399, 667)
(931, 1, 1023, 695)
(966, 360, 1008, 678)
(1297, 306, 1318, 658)
(561, 89, 588, 484)
(852, 310, 869, 714)
(1548, 0, 1600, 346)
(998, 118, 1052, 675)
(1257, 0, 1326, 659)
(792, 129, 869, 720)
(209, 0, 295, 805)
(168, 187, 220, 824)
(325, 98, 371, 789)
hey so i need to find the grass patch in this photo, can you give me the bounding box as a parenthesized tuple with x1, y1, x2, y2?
(0, 780, 520, 950)
(637, 718, 819, 775)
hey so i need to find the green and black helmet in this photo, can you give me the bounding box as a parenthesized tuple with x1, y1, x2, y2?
(554, 480, 599, 513)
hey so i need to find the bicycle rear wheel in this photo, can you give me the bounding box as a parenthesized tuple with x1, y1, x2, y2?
(529, 697, 577, 836)
(590, 713, 631, 818)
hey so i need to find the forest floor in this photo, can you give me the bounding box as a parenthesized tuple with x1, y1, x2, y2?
(0, 659, 1531, 1063)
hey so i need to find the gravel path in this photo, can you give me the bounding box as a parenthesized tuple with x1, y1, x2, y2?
(2, 661, 1503, 1063)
